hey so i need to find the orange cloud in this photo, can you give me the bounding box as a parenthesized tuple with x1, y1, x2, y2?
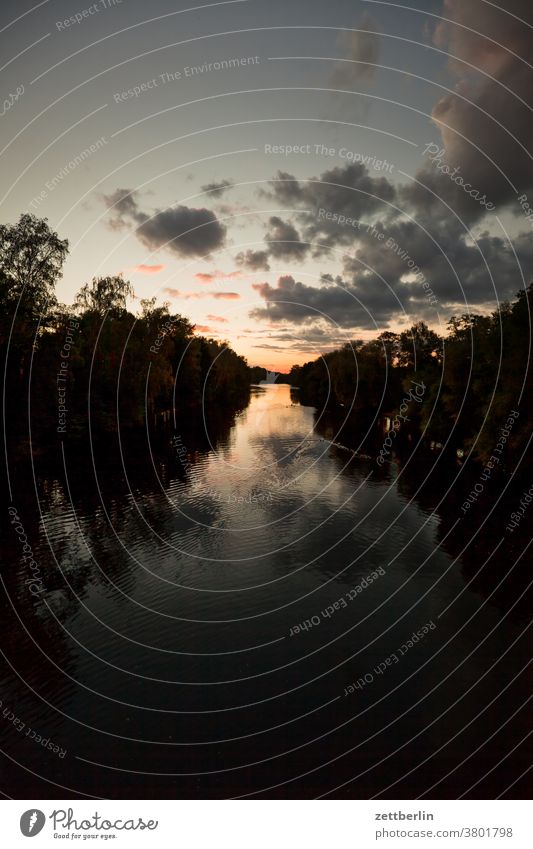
(195, 269, 242, 283)
(194, 325, 212, 334)
(212, 292, 240, 300)
(132, 264, 166, 274)
(207, 314, 229, 323)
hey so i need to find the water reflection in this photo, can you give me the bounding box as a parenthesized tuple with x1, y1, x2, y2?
(0, 384, 530, 798)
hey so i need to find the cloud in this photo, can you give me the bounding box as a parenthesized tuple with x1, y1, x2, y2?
(409, 0, 533, 217)
(249, 214, 533, 331)
(131, 264, 166, 274)
(329, 15, 381, 88)
(194, 269, 242, 283)
(212, 291, 240, 300)
(201, 180, 233, 198)
(137, 207, 226, 258)
(250, 324, 347, 354)
(264, 164, 396, 253)
(252, 339, 342, 354)
(264, 216, 310, 260)
(194, 325, 212, 334)
(251, 343, 288, 351)
(235, 249, 271, 271)
(206, 314, 229, 323)
(103, 188, 226, 258)
(162, 288, 203, 299)
(343, 217, 533, 311)
(251, 275, 392, 329)
(162, 289, 241, 301)
(253, 153, 533, 322)
(103, 188, 139, 230)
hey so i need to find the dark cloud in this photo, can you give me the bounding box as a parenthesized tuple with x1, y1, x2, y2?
(251, 343, 288, 351)
(264, 216, 310, 261)
(235, 249, 271, 271)
(250, 214, 533, 332)
(136, 207, 226, 258)
(343, 216, 533, 310)
(102, 188, 139, 230)
(264, 165, 396, 254)
(251, 324, 348, 354)
(251, 275, 395, 329)
(255, 149, 533, 322)
(409, 0, 533, 219)
(201, 180, 233, 198)
(102, 188, 226, 258)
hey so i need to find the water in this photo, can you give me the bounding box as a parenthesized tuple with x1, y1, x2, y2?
(1, 384, 531, 798)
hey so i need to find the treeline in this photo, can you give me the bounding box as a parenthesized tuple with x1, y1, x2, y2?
(288, 289, 533, 466)
(0, 214, 251, 438)
(248, 366, 287, 383)
(249, 366, 268, 383)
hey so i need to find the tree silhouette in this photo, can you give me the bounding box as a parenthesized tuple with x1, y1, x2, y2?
(0, 213, 68, 319)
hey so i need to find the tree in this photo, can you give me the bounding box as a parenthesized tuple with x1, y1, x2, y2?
(398, 321, 442, 369)
(0, 214, 68, 319)
(75, 275, 134, 316)
(0, 216, 68, 413)
(376, 331, 401, 366)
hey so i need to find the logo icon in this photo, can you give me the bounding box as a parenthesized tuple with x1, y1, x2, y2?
(264, 370, 278, 384)
(20, 810, 46, 837)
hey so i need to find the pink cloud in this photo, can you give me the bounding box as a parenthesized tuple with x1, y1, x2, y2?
(132, 264, 166, 274)
(207, 314, 229, 323)
(195, 269, 242, 283)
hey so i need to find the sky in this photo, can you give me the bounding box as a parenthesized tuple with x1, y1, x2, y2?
(1, 0, 532, 371)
